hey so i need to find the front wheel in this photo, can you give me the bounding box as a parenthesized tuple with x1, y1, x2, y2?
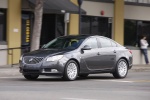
(113, 59, 128, 79)
(23, 75, 39, 80)
(63, 60, 78, 81)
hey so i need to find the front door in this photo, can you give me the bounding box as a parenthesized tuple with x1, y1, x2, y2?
(81, 37, 100, 70)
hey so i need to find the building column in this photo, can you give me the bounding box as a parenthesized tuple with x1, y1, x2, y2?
(7, 0, 21, 64)
(69, 0, 79, 35)
(113, 0, 124, 45)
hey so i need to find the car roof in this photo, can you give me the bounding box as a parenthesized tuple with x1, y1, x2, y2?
(58, 34, 101, 39)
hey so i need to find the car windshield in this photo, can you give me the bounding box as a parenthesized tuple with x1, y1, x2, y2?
(42, 37, 85, 49)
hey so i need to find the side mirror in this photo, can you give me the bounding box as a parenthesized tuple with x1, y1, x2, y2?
(81, 45, 92, 50)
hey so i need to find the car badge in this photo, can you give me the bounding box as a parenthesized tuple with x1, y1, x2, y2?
(29, 58, 33, 62)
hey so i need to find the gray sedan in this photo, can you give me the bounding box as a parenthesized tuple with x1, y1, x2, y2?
(19, 35, 133, 81)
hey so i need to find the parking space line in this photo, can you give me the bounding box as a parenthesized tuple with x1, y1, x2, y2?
(133, 80, 150, 82)
(62, 98, 97, 100)
(94, 79, 150, 83)
(0, 77, 19, 79)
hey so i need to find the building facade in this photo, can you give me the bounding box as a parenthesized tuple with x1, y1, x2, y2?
(0, 0, 150, 65)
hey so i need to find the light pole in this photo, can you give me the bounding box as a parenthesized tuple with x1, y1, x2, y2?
(78, 0, 83, 34)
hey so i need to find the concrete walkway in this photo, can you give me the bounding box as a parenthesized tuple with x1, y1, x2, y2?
(0, 64, 150, 77)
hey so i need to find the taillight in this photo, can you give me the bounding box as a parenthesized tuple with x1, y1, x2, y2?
(128, 49, 132, 54)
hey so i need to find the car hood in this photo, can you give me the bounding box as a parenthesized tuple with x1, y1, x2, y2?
(23, 49, 72, 57)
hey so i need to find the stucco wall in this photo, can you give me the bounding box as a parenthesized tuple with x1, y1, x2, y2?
(82, 1, 150, 20)
(0, 0, 7, 8)
(0, 45, 7, 66)
(132, 50, 150, 65)
(82, 1, 114, 17)
(125, 5, 150, 20)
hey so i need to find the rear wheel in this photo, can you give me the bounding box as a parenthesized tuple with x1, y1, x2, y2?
(113, 59, 128, 78)
(23, 75, 39, 80)
(63, 60, 78, 81)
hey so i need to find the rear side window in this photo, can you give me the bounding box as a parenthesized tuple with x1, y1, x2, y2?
(98, 37, 112, 48)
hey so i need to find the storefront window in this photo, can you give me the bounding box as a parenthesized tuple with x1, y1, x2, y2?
(124, 20, 137, 46)
(138, 21, 150, 47)
(81, 16, 91, 35)
(0, 9, 6, 42)
(124, 20, 150, 47)
(81, 16, 111, 38)
(56, 14, 64, 37)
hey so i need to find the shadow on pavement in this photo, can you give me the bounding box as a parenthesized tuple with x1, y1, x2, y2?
(10, 75, 115, 82)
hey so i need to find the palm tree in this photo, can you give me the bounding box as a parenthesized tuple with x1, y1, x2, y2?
(30, 0, 44, 51)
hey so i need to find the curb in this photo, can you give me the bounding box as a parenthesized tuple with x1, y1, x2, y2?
(0, 68, 21, 77)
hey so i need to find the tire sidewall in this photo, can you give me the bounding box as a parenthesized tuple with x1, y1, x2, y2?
(116, 59, 128, 78)
(64, 60, 78, 81)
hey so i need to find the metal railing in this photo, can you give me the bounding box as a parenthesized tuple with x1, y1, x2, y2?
(0, 46, 30, 67)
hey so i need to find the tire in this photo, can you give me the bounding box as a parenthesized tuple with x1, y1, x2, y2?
(23, 75, 39, 80)
(79, 74, 89, 77)
(113, 59, 128, 79)
(63, 60, 78, 81)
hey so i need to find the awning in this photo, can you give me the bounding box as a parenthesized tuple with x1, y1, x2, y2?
(23, 0, 86, 14)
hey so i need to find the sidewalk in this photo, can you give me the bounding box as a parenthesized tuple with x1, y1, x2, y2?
(0, 64, 21, 77)
(0, 64, 150, 77)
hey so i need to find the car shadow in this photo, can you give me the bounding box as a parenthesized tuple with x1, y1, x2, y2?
(77, 75, 114, 80)
(14, 74, 115, 82)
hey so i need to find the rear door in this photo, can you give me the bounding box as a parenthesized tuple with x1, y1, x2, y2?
(96, 37, 117, 69)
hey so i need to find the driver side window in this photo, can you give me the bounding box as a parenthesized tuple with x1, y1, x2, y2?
(83, 38, 98, 49)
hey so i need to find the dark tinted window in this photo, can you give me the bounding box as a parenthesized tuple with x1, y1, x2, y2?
(56, 14, 64, 37)
(43, 37, 85, 49)
(81, 16, 90, 35)
(99, 38, 112, 48)
(83, 38, 98, 49)
(0, 9, 6, 41)
(124, 20, 150, 47)
(124, 20, 136, 46)
(81, 16, 111, 38)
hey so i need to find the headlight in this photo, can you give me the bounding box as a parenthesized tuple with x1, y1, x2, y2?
(46, 55, 63, 62)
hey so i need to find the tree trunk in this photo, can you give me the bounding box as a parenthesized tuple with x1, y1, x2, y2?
(30, 0, 44, 51)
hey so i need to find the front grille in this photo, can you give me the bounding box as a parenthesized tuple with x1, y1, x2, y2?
(23, 56, 44, 64)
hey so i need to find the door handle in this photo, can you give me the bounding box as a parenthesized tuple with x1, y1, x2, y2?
(113, 50, 116, 53)
(97, 52, 100, 55)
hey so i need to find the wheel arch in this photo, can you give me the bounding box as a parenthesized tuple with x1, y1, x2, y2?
(68, 58, 80, 71)
(118, 57, 129, 68)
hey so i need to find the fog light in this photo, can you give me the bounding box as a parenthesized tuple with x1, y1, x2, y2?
(51, 69, 58, 72)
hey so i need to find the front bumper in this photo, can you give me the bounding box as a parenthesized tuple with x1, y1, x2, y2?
(19, 58, 68, 76)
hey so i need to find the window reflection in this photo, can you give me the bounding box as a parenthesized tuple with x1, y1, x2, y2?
(98, 38, 112, 48)
(81, 16, 90, 35)
(83, 38, 98, 49)
(124, 20, 150, 47)
(124, 20, 137, 46)
(81, 16, 111, 38)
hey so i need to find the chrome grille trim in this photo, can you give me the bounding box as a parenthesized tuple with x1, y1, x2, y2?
(23, 56, 44, 64)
